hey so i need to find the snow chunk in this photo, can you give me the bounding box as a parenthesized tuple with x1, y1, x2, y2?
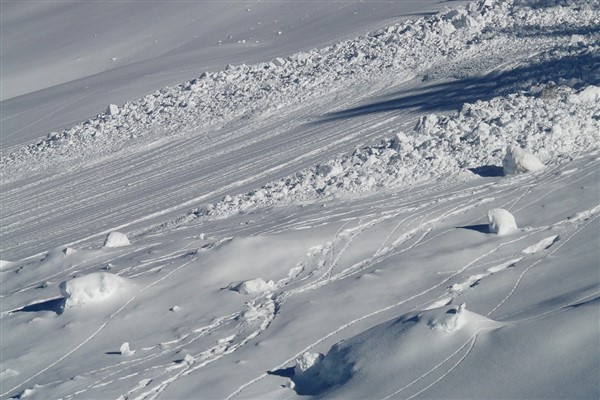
(119, 342, 135, 356)
(59, 272, 131, 308)
(522, 235, 559, 254)
(106, 104, 120, 116)
(229, 278, 275, 295)
(570, 85, 600, 103)
(502, 145, 545, 175)
(294, 352, 324, 375)
(103, 231, 131, 248)
(488, 208, 518, 236)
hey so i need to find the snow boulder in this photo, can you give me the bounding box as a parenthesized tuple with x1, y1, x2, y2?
(488, 208, 518, 236)
(59, 272, 132, 308)
(228, 278, 275, 295)
(103, 231, 130, 248)
(502, 145, 545, 175)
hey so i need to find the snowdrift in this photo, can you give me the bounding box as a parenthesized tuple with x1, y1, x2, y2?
(289, 304, 502, 397)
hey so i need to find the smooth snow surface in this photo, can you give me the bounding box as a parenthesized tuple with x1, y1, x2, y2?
(1, 0, 599, 399)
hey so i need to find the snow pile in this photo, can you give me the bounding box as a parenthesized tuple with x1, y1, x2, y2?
(3, 0, 598, 177)
(488, 208, 519, 235)
(228, 278, 275, 295)
(59, 272, 132, 308)
(190, 84, 599, 220)
(503, 145, 545, 174)
(289, 305, 502, 397)
(103, 231, 131, 248)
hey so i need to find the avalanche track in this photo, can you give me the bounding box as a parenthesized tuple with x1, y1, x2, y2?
(1, 1, 599, 399)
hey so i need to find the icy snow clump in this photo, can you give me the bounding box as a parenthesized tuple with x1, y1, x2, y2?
(488, 208, 518, 236)
(59, 272, 132, 308)
(502, 145, 545, 175)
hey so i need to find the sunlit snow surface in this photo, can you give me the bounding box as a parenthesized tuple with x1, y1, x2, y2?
(1, 0, 599, 399)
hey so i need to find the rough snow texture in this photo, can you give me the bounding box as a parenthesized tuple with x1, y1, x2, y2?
(503, 145, 545, 175)
(59, 272, 131, 308)
(103, 232, 131, 248)
(182, 84, 599, 221)
(488, 208, 518, 236)
(229, 278, 275, 295)
(3, 0, 599, 179)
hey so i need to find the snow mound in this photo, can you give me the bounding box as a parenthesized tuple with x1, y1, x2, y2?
(289, 305, 501, 396)
(488, 208, 518, 236)
(502, 145, 545, 175)
(59, 272, 132, 308)
(228, 278, 275, 295)
(103, 231, 131, 248)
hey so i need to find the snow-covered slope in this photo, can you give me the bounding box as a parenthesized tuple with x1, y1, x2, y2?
(0, 0, 457, 150)
(1, 0, 599, 399)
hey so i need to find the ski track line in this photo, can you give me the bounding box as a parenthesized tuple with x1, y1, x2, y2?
(1, 255, 199, 399)
(405, 332, 480, 400)
(225, 229, 538, 400)
(487, 214, 599, 318)
(381, 333, 478, 400)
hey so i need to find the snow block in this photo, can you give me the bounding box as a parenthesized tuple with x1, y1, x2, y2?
(502, 145, 544, 175)
(106, 104, 120, 116)
(488, 208, 518, 236)
(59, 272, 131, 308)
(103, 231, 131, 248)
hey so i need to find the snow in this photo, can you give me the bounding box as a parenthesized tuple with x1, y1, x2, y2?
(503, 145, 545, 175)
(229, 278, 275, 295)
(1, 0, 599, 399)
(488, 208, 519, 236)
(103, 231, 131, 248)
(59, 272, 132, 308)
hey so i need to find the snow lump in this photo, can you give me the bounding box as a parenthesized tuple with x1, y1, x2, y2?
(488, 208, 518, 236)
(502, 145, 545, 175)
(103, 231, 131, 248)
(59, 272, 132, 308)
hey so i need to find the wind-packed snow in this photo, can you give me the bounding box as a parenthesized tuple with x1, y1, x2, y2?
(1, 0, 599, 399)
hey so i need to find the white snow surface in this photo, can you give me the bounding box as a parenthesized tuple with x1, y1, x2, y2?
(488, 208, 519, 236)
(1, 1, 599, 399)
(102, 232, 131, 248)
(503, 145, 545, 175)
(59, 272, 133, 309)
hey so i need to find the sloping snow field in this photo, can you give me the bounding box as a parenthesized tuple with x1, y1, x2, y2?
(1, 0, 599, 399)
